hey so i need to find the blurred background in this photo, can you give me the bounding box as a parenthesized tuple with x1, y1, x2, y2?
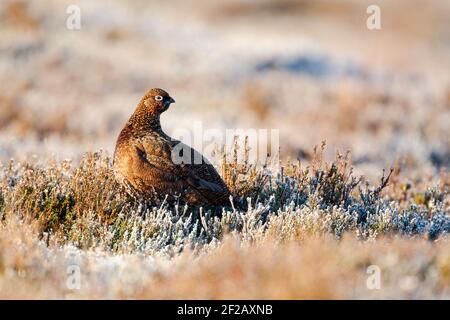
(0, 0, 449, 180)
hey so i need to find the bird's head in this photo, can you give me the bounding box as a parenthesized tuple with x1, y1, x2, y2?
(141, 88, 175, 114)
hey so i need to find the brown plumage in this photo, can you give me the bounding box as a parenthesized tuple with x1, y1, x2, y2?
(113, 88, 232, 206)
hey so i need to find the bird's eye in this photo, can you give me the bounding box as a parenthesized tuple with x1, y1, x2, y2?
(155, 95, 163, 101)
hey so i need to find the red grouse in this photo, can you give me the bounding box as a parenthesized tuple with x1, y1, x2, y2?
(113, 88, 231, 206)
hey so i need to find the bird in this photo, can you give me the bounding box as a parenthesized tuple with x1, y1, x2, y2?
(113, 88, 232, 207)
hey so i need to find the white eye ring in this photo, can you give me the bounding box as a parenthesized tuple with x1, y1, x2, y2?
(155, 95, 163, 101)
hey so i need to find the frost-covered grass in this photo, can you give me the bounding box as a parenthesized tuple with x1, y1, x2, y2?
(0, 146, 448, 299)
(1, 146, 448, 254)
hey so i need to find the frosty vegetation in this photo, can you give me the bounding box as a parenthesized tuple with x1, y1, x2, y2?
(1, 144, 448, 258)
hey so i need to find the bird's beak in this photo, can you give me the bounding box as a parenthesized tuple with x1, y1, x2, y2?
(169, 97, 175, 103)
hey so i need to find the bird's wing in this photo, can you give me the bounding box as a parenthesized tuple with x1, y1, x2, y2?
(138, 137, 231, 197)
(172, 141, 232, 202)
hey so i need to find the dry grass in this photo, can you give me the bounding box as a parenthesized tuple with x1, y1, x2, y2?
(0, 94, 82, 140)
(0, 217, 449, 299)
(4, 1, 40, 31)
(0, 145, 448, 299)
